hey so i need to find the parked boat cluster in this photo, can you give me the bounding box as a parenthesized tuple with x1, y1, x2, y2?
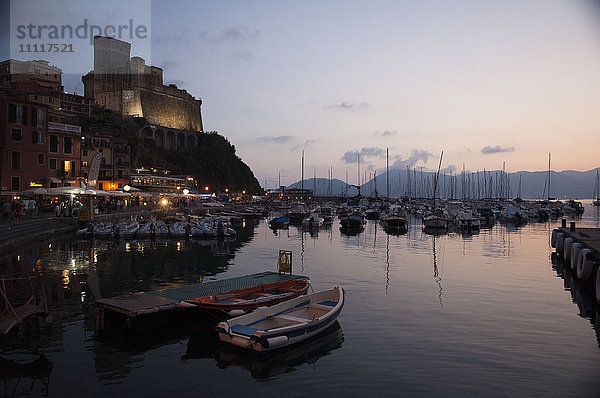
(76, 215, 237, 239)
(269, 197, 585, 234)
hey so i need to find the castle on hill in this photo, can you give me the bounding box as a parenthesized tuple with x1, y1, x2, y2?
(83, 36, 203, 149)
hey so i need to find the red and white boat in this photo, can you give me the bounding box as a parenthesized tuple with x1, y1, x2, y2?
(185, 279, 310, 312)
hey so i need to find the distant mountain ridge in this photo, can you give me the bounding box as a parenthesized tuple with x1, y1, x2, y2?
(287, 168, 600, 199)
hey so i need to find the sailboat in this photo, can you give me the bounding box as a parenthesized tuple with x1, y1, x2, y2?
(593, 169, 600, 206)
(423, 151, 448, 231)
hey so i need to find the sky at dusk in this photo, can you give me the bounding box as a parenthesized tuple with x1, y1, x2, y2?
(4, 0, 600, 188)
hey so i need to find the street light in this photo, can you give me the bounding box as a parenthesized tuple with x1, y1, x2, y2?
(205, 186, 209, 191)
(183, 189, 189, 195)
(123, 185, 131, 192)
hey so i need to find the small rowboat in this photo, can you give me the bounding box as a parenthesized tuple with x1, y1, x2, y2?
(185, 279, 310, 312)
(216, 286, 344, 352)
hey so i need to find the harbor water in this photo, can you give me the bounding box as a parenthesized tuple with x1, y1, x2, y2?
(1, 202, 600, 397)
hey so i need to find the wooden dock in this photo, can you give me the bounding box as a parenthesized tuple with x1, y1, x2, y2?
(95, 272, 308, 330)
(552, 223, 600, 303)
(557, 227, 600, 257)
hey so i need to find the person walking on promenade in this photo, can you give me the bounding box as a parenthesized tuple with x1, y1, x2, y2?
(12, 200, 22, 223)
(1, 200, 10, 223)
(27, 199, 38, 218)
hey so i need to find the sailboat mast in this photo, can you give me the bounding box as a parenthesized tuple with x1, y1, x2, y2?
(547, 152, 551, 200)
(301, 150, 304, 191)
(433, 151, 444, 210)
(386, 148, 389, 200)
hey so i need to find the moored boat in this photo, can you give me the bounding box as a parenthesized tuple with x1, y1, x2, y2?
(339, 211, 365, 229)
(216, 286, 344, 352)
(269, 216, 290, 229)
(186, 279, 310, 312)
(302, 212, 324, 228)
(380, 205, 407, 231)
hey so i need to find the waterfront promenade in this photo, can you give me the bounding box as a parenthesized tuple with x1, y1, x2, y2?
(0, 207, 169, 255)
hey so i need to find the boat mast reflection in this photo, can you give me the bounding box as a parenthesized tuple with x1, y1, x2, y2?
(385, 233, 390, 295)
(432, 235, 443, 308)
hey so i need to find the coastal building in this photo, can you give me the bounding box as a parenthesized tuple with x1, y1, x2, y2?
(266, 187, 313, 201)
(81, 132, 131, 190)
(0, 59, 92, 123)
(130, 168, 197, 192)
(83, 36, 203, 150)
(0, 92, 82, 191)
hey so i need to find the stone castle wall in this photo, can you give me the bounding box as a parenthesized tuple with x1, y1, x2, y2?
(83, 36, 203, 132)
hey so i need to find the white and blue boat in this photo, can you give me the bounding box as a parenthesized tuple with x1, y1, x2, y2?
(269, 216, 290, 229)
(216, 286, 344, 352)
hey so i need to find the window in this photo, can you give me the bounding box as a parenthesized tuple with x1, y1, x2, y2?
(64, 137, 72, 154)
(49, 158, 57, 170)
(81, 161, 88, 167)
(8, 104, 27, 124)
(64, 160, 72, 173)
(49, 135, 58, 153)
(38, 153, 44, 165)
(12, 128, 22, 141)
(11, 177, 19, 191)
(32, 107, 44, 127)
(83, 150, 88, 157)
(11, 151, 21, 170)
(32, 131, 45, 144)
(99, 148, 103, 153)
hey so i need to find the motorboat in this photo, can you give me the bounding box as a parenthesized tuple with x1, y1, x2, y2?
(301, 212, 324, 228)
(117, 220, 139, 238)
(269, 216, 290, 229)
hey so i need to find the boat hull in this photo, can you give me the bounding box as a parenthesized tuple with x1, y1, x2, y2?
(217, 287, 344, 352)
(186, 279, 310, 311)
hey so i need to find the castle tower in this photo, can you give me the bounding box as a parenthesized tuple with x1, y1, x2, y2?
(83, 36, 203, 132)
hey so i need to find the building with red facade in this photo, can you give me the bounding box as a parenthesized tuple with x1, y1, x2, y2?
(0, 92, 82, 192)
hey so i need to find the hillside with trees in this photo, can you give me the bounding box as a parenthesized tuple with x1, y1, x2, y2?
(75, 106, 262, 194)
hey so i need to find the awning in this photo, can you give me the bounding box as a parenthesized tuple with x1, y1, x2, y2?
(50, 177, 61, 183)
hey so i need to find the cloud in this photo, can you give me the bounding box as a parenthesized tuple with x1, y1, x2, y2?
(250, 136, 294, 144)
(440, 164, 457, 174)
(325, 102, 370, 110)
(211, 27, 261, 43)
(481, 145, 515, 154)
(341, 147, 386, 163)
(374, 130, 397, 137)
(154, 26, 260, 49)
(390, 149, 433, 169)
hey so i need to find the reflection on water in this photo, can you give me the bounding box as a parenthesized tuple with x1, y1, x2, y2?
(1, 204, 600, 395)
(432, 235, 443, 308)
(0, 351, 52, 397)
(184, 321, 344, 381)
(551, 253, 600, 347)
